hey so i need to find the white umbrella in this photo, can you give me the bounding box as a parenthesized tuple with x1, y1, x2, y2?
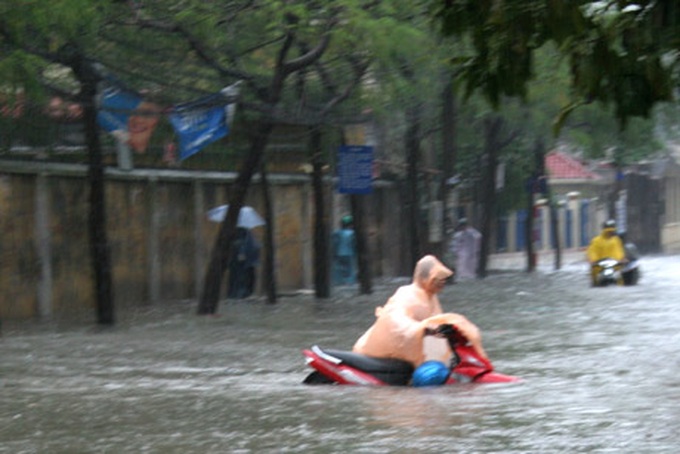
(207, 205, 265, 229)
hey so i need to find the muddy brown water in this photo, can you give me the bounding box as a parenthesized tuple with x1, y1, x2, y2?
(2, 256, 679, 453)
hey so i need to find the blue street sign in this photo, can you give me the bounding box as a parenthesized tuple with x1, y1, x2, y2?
(337, 145, 373, 194)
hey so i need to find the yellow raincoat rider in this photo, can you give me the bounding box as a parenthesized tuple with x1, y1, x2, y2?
(587, 219, 626, 285)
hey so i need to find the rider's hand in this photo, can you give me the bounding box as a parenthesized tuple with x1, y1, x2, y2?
(423, 323, 449, 337)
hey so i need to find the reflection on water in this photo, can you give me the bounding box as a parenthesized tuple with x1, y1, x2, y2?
(1, 256, 680, 453)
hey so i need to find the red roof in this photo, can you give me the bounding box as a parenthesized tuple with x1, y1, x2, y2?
(546, 151, 600, 180)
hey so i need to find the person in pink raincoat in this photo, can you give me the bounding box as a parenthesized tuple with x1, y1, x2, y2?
(352, 255, 487, 367)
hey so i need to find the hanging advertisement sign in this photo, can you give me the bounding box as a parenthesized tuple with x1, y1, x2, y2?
(169, 104, 229, 160)
(97, 86, 141, 141)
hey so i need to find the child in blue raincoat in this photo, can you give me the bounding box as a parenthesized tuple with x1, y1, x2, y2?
(332, 215, 356, 285)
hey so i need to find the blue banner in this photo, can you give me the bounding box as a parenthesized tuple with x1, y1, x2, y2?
(337, 145, 373, 194)
(169, 104, 229, 160)
(97, 87, 141, 134)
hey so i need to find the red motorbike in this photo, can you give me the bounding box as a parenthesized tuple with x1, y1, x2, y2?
(302, 324, 520, 386)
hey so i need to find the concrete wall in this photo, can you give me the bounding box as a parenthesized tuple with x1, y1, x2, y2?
(661, 173, 680, 253)
(0, 173, 38, 319)
(0, 162, 403, 320)
(661, 223, 680, 253)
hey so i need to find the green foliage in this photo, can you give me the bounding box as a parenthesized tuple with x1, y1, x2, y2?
(430, 0, 680, 128)
(0, 0, 110, 99)
(0, 0, 668, 175)
(0, 0, 105, 53)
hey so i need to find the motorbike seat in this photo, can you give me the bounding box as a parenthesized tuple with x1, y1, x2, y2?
(314, 347, 414, 385)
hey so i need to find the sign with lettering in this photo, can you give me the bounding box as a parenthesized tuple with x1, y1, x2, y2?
(337, 145, 373, 194)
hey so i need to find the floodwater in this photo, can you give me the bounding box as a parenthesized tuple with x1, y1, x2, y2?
(2, 255, 680, 453)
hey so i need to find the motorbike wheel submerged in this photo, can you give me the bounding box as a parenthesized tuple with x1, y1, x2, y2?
(621, 241, 641, 286)
(302, 324, 520, 386)
(621, 260, 640, 286)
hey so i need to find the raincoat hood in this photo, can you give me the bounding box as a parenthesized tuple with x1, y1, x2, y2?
(413, 255, 453, 295)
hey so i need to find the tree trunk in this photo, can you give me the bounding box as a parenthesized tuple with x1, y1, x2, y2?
(526, 185, 536, 273)
(260, 161, 277, 303)
(197, 120, 274, 315)
(440, 76, 457, 263)
(478, 117, 501, 278)
(310, 127, 330, 298)
(71, 51, 115, 325)
(609, 162, 623, 219)
(526, 139, 546, 273)
(549, 195, 561, 270)
(351, 194, 372, 294)
(405, 105, 422, 266)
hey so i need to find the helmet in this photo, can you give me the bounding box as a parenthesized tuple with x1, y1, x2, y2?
(341, 215, 353, 228)
(412, 360, 450, 387)
(603, 219, 616, 230)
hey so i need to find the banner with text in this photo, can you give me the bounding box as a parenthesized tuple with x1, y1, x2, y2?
(169, 103, 229, 161)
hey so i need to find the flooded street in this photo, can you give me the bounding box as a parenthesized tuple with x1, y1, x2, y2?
(2, 255, 680, 453)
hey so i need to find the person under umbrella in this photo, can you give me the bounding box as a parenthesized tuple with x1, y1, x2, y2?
(227, 227, 261, 299)
(207, 205, 264, 298)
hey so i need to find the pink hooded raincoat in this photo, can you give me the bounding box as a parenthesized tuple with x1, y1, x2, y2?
(352, 255, 487, 367)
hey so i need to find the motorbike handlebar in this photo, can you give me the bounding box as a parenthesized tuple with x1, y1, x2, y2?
(424, 324, 469, 345)
(594, 258, 622, 267)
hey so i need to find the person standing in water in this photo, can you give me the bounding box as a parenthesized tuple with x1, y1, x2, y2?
(450, 218, 482, 280)
(332, 215, 357, 285)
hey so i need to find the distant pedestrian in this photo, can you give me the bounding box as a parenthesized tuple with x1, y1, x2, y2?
(227, 227, 261, 298)
(332, 215, 357, 285)
(450, 218, 481, 280)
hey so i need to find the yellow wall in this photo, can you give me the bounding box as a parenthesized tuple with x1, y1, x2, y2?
(0, 165, 403, 320)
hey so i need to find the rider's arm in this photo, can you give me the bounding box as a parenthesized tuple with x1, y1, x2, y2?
(587, 237, 601, 263)
(419, 313, 488, 359)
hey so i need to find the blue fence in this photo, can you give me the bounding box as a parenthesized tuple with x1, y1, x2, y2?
(495, 199, 593, 252)
(580, 200, 590, 247)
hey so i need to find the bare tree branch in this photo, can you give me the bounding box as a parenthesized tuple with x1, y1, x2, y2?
(321, 56, 370, 117)
(129, 19, 249, 81)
